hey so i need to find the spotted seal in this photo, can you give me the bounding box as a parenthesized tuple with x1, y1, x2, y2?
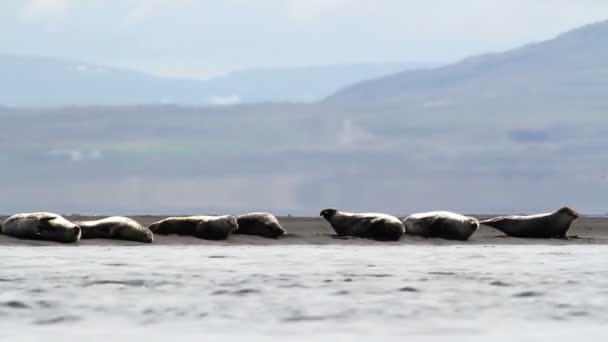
(480, 207, 579, 239)
(320, 208, 404, 241)
(1, 212, 81, 243)
(77, 216, 154, 243)
(403, 211, 479, 240)
(234, 213, 286, 239)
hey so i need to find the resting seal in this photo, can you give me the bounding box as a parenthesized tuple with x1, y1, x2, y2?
(76, 216, 154, 243)
(320, 208, 404, 241)
(403, 211, 479, 241)
(148, 215, 237, 240)
(234, 213, 285, 238)
(1, 212, 81, 243)
(479, 207, 579, 239)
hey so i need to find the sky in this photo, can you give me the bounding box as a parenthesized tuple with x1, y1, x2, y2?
(1, 0, 607, 79)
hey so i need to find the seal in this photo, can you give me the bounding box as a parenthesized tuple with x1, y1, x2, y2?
(479, 207, 579, 239)
(319, 208, 404, 241)
(234, 213, 286, 238)
(76, 216, 154, 243)
(403, 211, 479, 241)
(1, 212, 81, 243)
(148, 215, 237, 240)
(147, 216, 202, 236)
(194, 215, 239, 240)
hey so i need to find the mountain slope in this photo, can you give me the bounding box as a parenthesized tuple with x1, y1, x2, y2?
(326, 20, 608, 105)
(1, 21, 607, 215)
(202, 62, 434, 103)
(0, 55, 429, 106)
(0, 54, 203, 106)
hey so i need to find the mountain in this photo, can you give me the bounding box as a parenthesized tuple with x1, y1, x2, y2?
(0, 55, 429, 106)
(1, 22, 607, 215)
(201, 62, 434, 103)
(0, 54, 203, 106)
(326, 20, 608, 107)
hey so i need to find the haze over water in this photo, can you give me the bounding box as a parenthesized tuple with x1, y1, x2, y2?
(1, 245, 606, 341)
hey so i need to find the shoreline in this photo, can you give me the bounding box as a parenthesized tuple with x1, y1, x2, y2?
(1, 215, 606, 246)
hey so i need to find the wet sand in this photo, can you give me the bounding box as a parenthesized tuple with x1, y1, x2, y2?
(1, 215, 606, 246)
(1, 215, 607, 341)
(1, 244, 607, 341)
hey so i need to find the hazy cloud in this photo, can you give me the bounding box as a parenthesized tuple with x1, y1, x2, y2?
(126, 0, 194, 23)
(48, 148, 102, 162)
(22, 0, 67, 23)
(3, 1, 608, 77)
(207, 95, 242, 106)
(286, 0, 352, 25)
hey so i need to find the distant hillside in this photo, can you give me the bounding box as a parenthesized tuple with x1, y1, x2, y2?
(0, 55, 429, 106)
(0, 54, 200, 106)
(1, 22, 607, 215)
(326, 20, 608, 106)
(202, 62, 434, 103)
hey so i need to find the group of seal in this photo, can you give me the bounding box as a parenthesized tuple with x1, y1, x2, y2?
(147, 213, 285, 240)
(1, 207, 579, 243)
(148, 215, 239, 240)
(320, 207, 579, 241)
(1, 212, 286, 243)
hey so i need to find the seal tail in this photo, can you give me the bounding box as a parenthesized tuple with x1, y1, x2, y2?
(478, 217, 503, 227)
(147, 222, 160, 234)
(73, 221, 96, 239)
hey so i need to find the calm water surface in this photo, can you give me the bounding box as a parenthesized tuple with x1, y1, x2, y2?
(1, 245, 607, 341)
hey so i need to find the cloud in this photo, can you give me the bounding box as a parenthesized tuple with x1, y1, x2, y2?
(5, 0, 608, 77)
(126, 0, 194, 23)
(22, 0, 67, 23)
(69, 64, 107, 73)
(48, 148, 102, 162)
(206, 95, 242, 106)
(286, 0, 352, 25)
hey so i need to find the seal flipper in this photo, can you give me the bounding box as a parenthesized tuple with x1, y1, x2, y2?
(369, 217, 403, 241)
(480, 216, 533, 237)
(148, 221, 174, 235)
(479, 217, 511, 233)
(108, 224, 123, 238)
(350, 216, 376, 238)
(96, 223, 113, 238)
(37, 216, 56, 231)
(35, 216, 57, 240)
(428, 216, 469, 240)
(428, 217, 454, 239)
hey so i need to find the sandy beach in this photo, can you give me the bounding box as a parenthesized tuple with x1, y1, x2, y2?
(1, 215, 606, 246)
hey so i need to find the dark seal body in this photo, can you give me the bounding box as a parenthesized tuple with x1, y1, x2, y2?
(1, 212, 81, 243)
(320, 208, 405, 241)
(403, 211, 479, 241)
(77, 216, 154, 243)
(194, 215, 238, 240)
(148, 216, 205, 236)
(148, 215, 237, 240)
(480, 207, 579, 239)
(235, 213, 286, 239)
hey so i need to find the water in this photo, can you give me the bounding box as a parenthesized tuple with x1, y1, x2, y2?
(0, 245, 607, 341)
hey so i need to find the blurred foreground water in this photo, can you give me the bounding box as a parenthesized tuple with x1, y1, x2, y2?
(0, 245, 607, 341)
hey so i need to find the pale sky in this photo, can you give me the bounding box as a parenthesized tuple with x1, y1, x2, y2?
(2, 0, 607, 78)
